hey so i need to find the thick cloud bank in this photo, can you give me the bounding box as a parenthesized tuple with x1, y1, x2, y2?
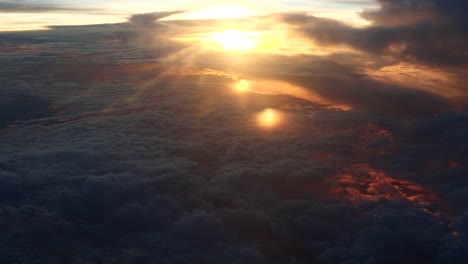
(282, 0, 468, 67)
(1, 2, 468, 263)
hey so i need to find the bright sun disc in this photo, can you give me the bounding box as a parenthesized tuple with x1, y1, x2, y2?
(210, 29, 260, 51)
(234, 79, 250, 92)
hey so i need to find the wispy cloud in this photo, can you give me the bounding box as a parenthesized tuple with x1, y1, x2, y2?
(0, 0, 97, 13)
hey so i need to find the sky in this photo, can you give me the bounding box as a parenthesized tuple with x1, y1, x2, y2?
(1, 0, 468, 264)
(0, 0, 377, 30)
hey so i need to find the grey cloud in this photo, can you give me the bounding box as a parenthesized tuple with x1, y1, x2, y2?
(361, 0, 468, 28)
(129, 11, 185, 26)
(277, 0, 468, 67)
(0, 94, 53, 129)
(0, 0, 97, 13)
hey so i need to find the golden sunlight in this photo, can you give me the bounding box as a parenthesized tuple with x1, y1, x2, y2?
(233, 79, 251, 93)
(209, 29, 260, 51)
(257, 108, 282, 128)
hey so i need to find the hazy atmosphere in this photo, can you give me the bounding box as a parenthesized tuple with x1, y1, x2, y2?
(1, 0, 468, 263)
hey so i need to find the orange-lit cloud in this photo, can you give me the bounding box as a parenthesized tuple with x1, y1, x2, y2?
(365, 62, 466, 98)
(329, 163, 436, 204)
(0, 45, 52, 54)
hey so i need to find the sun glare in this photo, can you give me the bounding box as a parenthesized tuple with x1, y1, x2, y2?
(209, 29, 260, 51)
(233, 79, 251, 92)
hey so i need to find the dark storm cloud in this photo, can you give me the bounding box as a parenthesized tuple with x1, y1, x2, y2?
(0, 0, 97, 13)
(360, 0, 468, 28)
(279, 0, 468, 66)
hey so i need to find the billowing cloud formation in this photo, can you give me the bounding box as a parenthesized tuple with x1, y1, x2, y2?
(281, 0, 468, 67)
(1, 4, 468, 264)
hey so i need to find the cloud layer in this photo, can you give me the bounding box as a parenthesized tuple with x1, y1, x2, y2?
(1, 2, 468, 263)
(281, 0, 468, 67)
(0, 0, 96, 13)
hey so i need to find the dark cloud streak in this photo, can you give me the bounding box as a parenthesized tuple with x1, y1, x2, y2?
(0, 0, 99, 13)
(279, 0, 468, 67)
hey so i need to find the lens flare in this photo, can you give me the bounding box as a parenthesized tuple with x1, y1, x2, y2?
(257, 108, 281, 128)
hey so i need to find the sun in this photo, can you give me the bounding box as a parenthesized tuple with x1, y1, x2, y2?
(209, 29, 260, 51)
(233, 79, 251, 92)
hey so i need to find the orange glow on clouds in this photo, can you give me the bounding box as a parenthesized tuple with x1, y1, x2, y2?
(0, 45, 52, 54)
(330, 164, 440, 210)
(366, 62, 464, 98)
